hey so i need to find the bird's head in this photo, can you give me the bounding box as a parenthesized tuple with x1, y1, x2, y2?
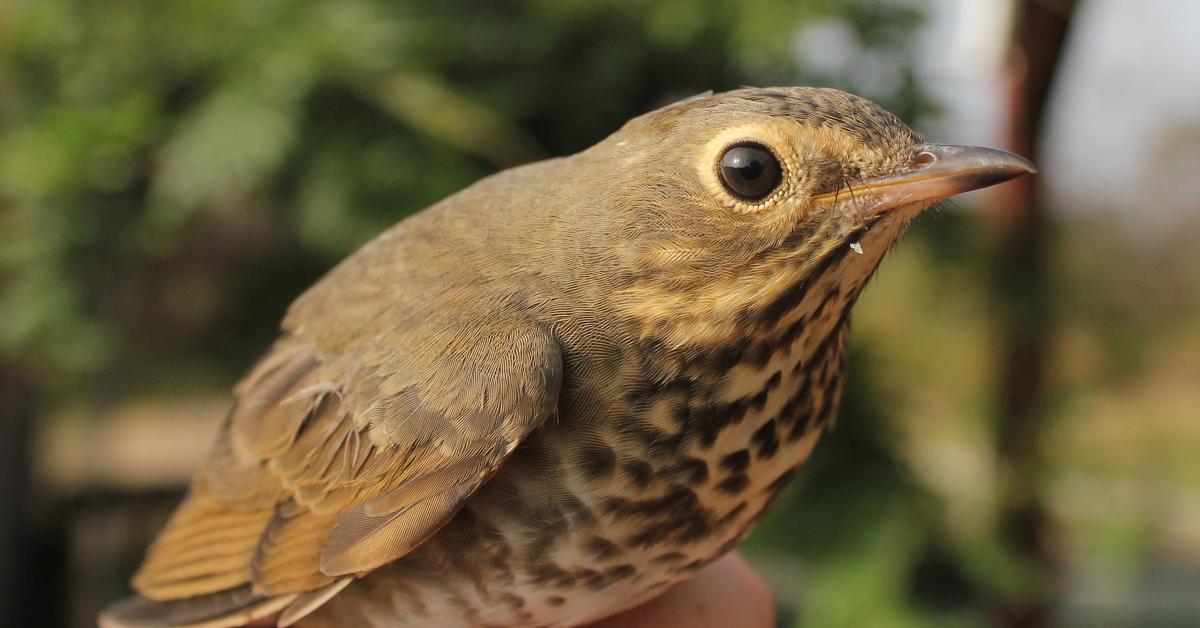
(556, 87, 1033, 356)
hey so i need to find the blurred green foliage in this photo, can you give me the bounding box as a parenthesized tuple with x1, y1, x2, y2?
(0, 0, 926, 393)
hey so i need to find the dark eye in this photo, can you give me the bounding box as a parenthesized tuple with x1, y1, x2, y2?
(718, 143, 783, 201)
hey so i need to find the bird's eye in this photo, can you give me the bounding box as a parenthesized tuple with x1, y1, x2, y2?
(718, 143, 783, 201)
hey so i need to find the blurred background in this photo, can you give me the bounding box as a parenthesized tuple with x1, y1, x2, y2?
(1, 0, 1197, 626)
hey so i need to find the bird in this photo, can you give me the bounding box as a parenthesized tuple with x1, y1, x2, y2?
(100, 86, 1033, 628)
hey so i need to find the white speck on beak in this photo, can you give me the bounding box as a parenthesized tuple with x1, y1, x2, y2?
(850, 242, 863, 255)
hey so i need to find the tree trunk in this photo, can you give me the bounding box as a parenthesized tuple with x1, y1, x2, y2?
(989, 1, 1076, 626)
(0, 369, 37, 626)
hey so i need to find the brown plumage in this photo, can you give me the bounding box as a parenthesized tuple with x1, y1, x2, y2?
(101, 86, 1033, 627)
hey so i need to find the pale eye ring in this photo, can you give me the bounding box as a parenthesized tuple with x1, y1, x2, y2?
(718, 142, 783, 201)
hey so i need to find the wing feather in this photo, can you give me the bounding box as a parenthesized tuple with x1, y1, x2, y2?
(107, 206, 564, 626)
(120, 314, 561, 626)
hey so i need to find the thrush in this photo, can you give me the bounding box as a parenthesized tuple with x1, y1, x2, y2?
(100, 86, 1033, 628)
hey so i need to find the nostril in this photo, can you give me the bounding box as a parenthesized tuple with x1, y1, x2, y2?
(913, 151, 936, 168)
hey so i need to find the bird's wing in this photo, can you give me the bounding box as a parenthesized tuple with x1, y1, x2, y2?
(111, 255, 562, 626)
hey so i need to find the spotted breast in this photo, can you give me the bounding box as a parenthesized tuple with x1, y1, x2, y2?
(298, 199, 909, 628)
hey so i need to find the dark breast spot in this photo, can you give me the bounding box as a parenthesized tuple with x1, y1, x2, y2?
(716, 473, 750, 495)
(777, 315, 809, 349)
(777, 376, 812, 429)
(574, 568, 604, 589)
(751, 419, 780, 459)
(694, 386, 770, 448)
(527, 563, 575, 589)
(585, 536, 621, 560)
(719, 449, 750, 473)
(602, 486, 699, 520)
(576, 443, 616, 479)
(621, 460, 654, 488)
(609, 486, 717, 549)
(604, 564, 636, 581)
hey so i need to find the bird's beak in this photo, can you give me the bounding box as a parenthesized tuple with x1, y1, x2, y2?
(811, 144, 1037, 215)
